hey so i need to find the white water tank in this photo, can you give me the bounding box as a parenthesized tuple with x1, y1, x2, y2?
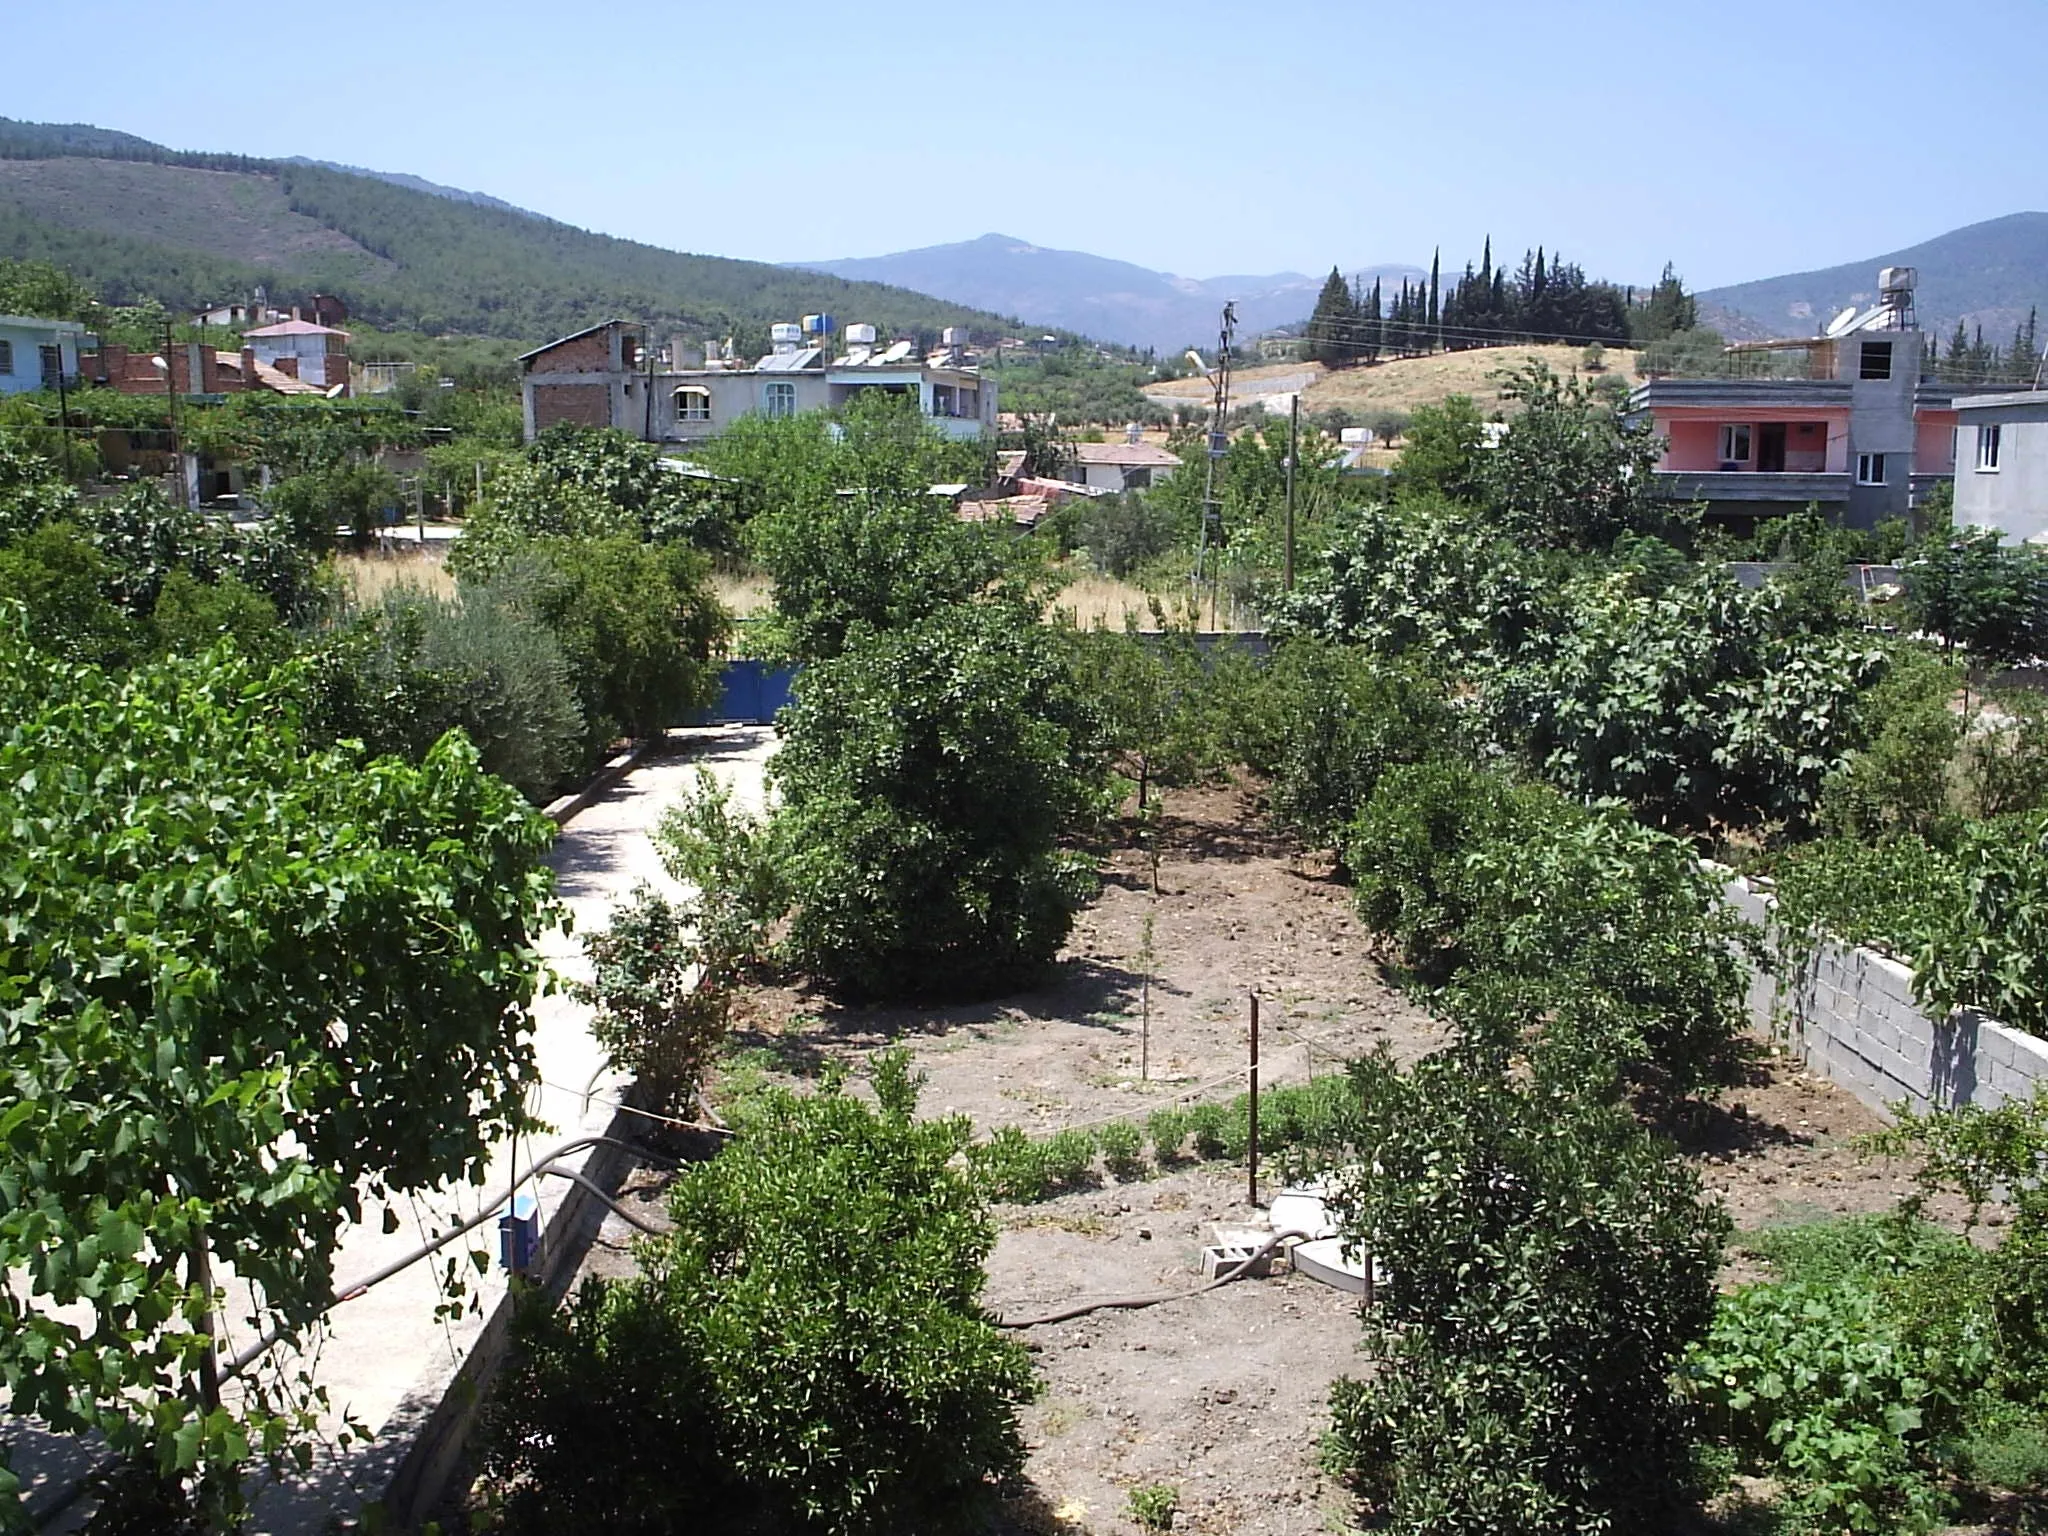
(941, 326, 967, 347)
(770, 322, 802, 348)
(844, 322, 878, 346)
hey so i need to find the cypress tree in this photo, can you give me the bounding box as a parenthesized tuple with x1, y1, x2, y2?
(1305, 266, 1356, 367)
(1427, 247, 1441, 351)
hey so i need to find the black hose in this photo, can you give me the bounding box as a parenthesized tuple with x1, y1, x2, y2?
(993, 1227, 1310, 1330)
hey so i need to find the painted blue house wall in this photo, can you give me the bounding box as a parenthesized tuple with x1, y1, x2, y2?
(0, 315, 85, 396)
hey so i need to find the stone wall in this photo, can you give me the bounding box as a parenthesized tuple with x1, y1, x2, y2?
(1724, 873, 2048, 1120)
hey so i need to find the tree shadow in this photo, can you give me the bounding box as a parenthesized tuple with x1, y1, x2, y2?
(726, 957, 1175, 1078)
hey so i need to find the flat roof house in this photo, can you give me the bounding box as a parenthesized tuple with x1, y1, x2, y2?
(1628, 268, 1957, 530)
(0, 315, 85, 396)
(1952, 390, 2048, 545)
(1062, 439, 1183, 492)
(519, 319, 997, 445)
(242, 318, 350, 395)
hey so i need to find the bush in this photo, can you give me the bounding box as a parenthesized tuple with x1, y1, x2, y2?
(579, 885, 728, 1122)
(1097, 1120, 1146, 1180)
(149, 568, 286, 663)
(264, 462, 401, 551)
(1962, 687, 2048, 820)
(1322, 1050, 1726, 1534)
(1263, 640, 1456, 853)
(483, 1063, 1035, 1534)
(1902, 528, 2048, 666)
(473, 534, 729, 760)
(1819, 644, 1964, 843)
(308, 585, 584, 800)
(1128, 1482, 1180, 1531)
(1145, 1106, 1192, 1165)
(1350, 761, 1757, 1098)
(1078, 491, 1185, 578)
(0, 522, 140, 667)
(774, 603, 1108, 1000)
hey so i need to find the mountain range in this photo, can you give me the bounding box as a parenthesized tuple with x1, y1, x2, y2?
(0, 118, 1016, 346)
(793, 233, 1424, 353)
(1697, 212, 2048, 344)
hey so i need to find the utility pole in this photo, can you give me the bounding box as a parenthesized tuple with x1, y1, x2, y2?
(1284, 391, 1298, 592)
(52, 341, 73, 480)
(163, 320, 188, 510)
(1192, 301, 1235, 628)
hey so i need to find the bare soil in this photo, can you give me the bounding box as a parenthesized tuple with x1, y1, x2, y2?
(572, 778, 1950, 1536)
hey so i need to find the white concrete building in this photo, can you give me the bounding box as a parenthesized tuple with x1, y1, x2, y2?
(519, 319, 997, 444)
(242, 318, 350, 393)
(1952, 390, 2048, 544)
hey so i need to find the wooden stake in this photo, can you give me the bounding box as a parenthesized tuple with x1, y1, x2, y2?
(1248, 991, 1260, 1207)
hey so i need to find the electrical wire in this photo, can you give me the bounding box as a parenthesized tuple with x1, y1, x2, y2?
(219, 1133, 663, 1381)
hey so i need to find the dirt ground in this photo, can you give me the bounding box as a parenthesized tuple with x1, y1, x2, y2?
(570, 778, 1950, 1536)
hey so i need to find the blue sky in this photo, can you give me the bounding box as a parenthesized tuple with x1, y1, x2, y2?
(10, 0, 2047, 288)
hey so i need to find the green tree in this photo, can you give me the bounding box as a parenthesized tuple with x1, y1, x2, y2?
(1483, 361, 1670, 551)
(1902, 528, 2048, 667)
(0, 256, 97, 321)
(1394, 394, 1488, 504)
(1322, 1049, 1727, 1534)
(482, 1059, 1035, 1535)
(1304, 266, 1360, 368)
(263, 462, 401, 552)
(473, 535, 729, 760)
(774, 603, 1107, 999)
(0, 523, 141, 667)
(0, 636, 558, 1524)
(1628, 262, 1698, 342)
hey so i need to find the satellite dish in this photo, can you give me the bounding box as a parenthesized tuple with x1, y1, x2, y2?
(324, 381, 346, 399)
(1824, 306, 1860, 338)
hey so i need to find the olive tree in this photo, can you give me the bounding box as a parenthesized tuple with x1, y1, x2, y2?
(0, 630, 558, 1522)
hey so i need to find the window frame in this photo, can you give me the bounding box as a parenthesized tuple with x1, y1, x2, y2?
(1977, 423, 2003, 472)
(764, 381, 797, 419)
(1718, 423, 1753, 465)
(0, 338, 12, 375)
(674, 385, 712, 422)
(1859, 341, 1894, 381)
(1856, 451, 1888, 486)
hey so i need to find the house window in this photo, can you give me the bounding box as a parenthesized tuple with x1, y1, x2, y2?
(674, 386, 711, 422)
(764, 381, 796, 418)
(1718, 424, 1752, 465)
(1859, 341, 1893, 381)
(1856, 452, 1888, 486)
(1977, 423, 2003, 471)
(0, 339, 11, 374)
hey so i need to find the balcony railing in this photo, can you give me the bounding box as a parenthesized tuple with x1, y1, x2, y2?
(1652, 470, 1852, 503)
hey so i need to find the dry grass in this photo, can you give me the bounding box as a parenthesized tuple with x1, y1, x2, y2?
(1140, 360, 1328, 401)
(1047, 572, 1165, 631)
(710, 569, 773, 619)
(334, 549, 455, 605)
(1302, 343, 1641, 417)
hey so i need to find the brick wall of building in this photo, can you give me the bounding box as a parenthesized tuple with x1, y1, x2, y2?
(531, 331, 613, 373)
(533, 382, 612, 431)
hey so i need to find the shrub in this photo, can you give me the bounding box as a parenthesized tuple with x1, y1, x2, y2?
(1962, 686, 2048, 819)
(483, 1065, 1035, 1534)
(966, 1125, 1055, 1204)
(774, 603, 1108, 1000)
(1081, 627, 1225, 814)
(1350, 761, 1758, 1098)
(473, 534, 729, 760)
(1128, 1482, 1180, 1531)
(1902, 528, 2048, 666)
(1145, 1106, 1192, 1165)
(1098, 1121, 1146, 1181)
(1263, 640, 1456, 853)
(1187, 1103, 1229, 1161)
(308, 585, 584, 800)
(1819, 644, 1964, 843)
(1322, 1050, 1726, 1534)
(149, 568, 287, 663)
(1078, 491, 1184, 578)
(0, 522, 139, 667)
(579, 885, 728, 1122)
(1039, 1128, 1099, 1191)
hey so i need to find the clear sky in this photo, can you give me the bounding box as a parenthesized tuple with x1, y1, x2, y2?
(9, 0, 2047, 289)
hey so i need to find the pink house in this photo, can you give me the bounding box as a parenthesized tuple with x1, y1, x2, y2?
(1629, 278, 1959, 530)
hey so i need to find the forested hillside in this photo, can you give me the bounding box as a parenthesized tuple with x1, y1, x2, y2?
(0, 118, 1019, 345)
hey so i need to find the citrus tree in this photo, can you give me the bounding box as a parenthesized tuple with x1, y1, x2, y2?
(0, 630, 558, 1522)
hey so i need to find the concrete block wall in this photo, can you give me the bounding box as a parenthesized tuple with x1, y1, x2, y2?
(1724, 873, 2048, 1120)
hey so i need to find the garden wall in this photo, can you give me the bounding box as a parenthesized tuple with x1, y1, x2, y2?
(1722, 874, 2048, 1120)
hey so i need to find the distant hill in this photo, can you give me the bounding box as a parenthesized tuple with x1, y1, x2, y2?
(280, 157, 544, 220)
(0, 118, 1020, 346)
(792, 233, 1423, 353)
(1700, 213, 2048, 343)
